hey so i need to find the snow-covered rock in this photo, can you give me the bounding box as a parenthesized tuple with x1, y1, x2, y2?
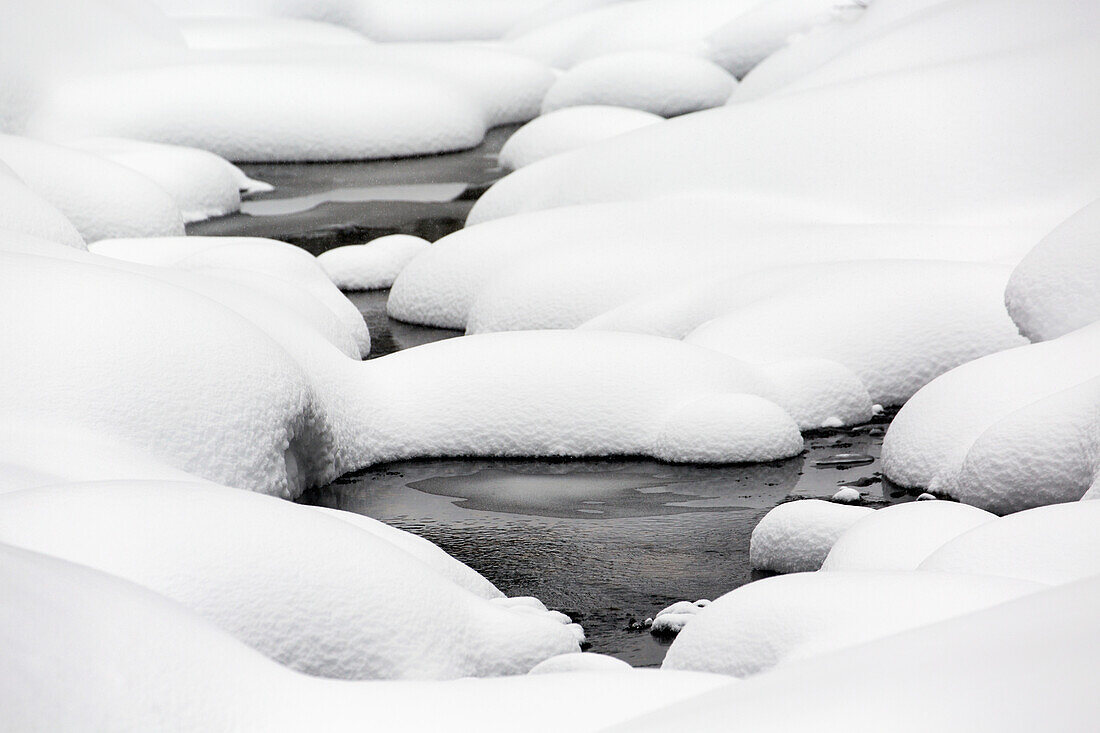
(0, 134, 184, 241)
(661, 570, 1040, 677)
(918, 502, 1100, 586)
(750, 500, 873, 574)
(318, 235, 430, 291)
(499, 105, 662, 170)
(0, 480, 581, 679)
(882, 322, 1100, 513)
(650, 395, 803, 464)
(650, 599, 711, 636)
(0, 162, 85, 249)
(529, 653, 633, 674)
(618, 576, 1100, 732)
(67, 137, 258, 222)
(830, 487, 861, 504)
(821, 501, 996, 572)
(0, 542, 729, 731)
(540, 52, 735, 116)
(1006, 199, 1100, 342)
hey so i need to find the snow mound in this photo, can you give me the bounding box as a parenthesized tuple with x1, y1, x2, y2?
(499, 105, 662, 170)
(470, 39, 1100, 228)
(617, 576, 1100, 732)
(540, 52, 734, 116)
(661, 570, 1040, 677)
(318, 235, 430, 291)
(650, 599, 711, 636)
(0, 162, 85, 249)
(651, 394, 803, 464)
(1006, 199, 1100, 342)
(882, 322, 1100, 513)
(750, 500, 873, 574)
(30, 62, 488, 162)
(0, 542, 729, 731)
(705, 0, 850, 78)
(529, 653, 632, 675)
(0, 134, 184, 241)
(67, 137, 252, 222)
(178, 16, 371, 49)
(89, 235, 370, 358)
(821, 501, 996, 572)
(918, 502, 1100, 586)
(830, 487, 861, 504)
(0, 480, 580, 680)
(683, 260, 1026, 406)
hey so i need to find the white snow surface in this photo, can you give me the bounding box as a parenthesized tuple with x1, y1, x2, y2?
(499, 105, 663, 171)
(0, 134, 184, 241)
(0, 480, 581, 680)
(918, 502, 1100, 586)
(749, 500, 872, 574)
(650, 599, 711, 635)
(540, 52, 735, 117)
(67, 137, 252, 222)
(821, 501, 996, 572)
(0, 163, 85, 249)
(529, 653, 633, 675)
(1006, 199, 1100, 342)
(882, 322, 1100, 513)
(661, 570, 1041, 677)
(470, 39, 1100, 229)
(0, 542, 729, 731)
(614, 576, 1100, 732)
(650, 394, 803, 464)
(318, 235, 430, 291)
(178, 16, 371, 49)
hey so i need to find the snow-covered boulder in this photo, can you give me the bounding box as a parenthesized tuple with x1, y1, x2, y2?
(318, 235, 430, 291)
(918, 502, 1100, 586)
(0, 542, 729, 731)
(1006, 199, 1100, 342)
(750, 500, 873, 574)
(67, 137, 262, 222)
(529, 653, 633, 675)
(661, 570, 1040, 677)
(499, 106, 662, 170)
(650, 599, 711, 636)
(821, 501, 996, 572)
(882, 322, 1100, 513)
(541, 52, 734, 116)
(650, 394, 803, 464)
(0, 134, 184, 241)
(618, 576, 1100, 732)
(683, 260, 1026, 406)
(0, 481, 581, 679)
(0, 162, 85, 249)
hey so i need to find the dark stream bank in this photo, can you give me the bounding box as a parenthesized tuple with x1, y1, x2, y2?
(198, 127, 910, 666)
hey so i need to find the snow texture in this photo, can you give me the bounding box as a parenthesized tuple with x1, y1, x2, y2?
(1006, 199, 1100, 342)
(650, 395, 803, 464)
(178, 16, 371, 49)
(661, 570, 1040, 677)
(318, 235, 430, 291)
(830, 487, 861, 504)
(529, 653, 633, 675)
(0, 161, 86, 249)
(882, 321, 1100, 513)
(750, 500, 873, 574)
(540, 52, 735, 117)
(499, 105, 662, 170)
(821, 501, 996, 572)
(918, 502, 1100, 586)
(650, 599, 711, 635)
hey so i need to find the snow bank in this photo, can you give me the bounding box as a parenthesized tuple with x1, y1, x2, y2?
(0, 480, 581, 679)
(1, 542, 729, 731)
(0, 162, 85, 249)
(1006, 199, 1100, 342)
(882, 322, 1100, 513)
(470, 39, 1100, 229)
(684, 260, 1026, 406)
(617, 577, 1100, 732)
(318, 235, 430, 291)
(821, 501, 996, 572)
(661, 570, 1040, 677)
(540, 52, 735, 116)
(0, 134, 184, 241)
(178, 16, 371, 49)
(499, 106, 662, 170)
(651, 395, 803, 464)
(918, 502, 1100, 586)
(89, 235, 370, 358)
(750, 500, 872, 574)
(529, 653, 633, 674)
(67, 137, 254, 222)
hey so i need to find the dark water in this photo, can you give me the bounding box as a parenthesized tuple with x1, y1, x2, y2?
(197, 126, 911, 666)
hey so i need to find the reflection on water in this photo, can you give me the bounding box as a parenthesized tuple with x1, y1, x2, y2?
(301, 417, 908, 666)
